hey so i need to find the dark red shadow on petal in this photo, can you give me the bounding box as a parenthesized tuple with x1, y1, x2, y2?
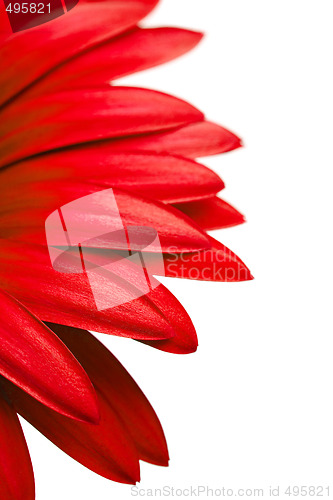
(173, 197, 246, 231)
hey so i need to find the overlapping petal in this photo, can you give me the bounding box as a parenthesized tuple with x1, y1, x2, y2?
(0, 321, 169, 483)
(1, 377, 141, 484)
(0, 186, 211, 253)
(108, 121, 242, 158)
(173, 197, 246, 230)
(0, 240, 196, 346)
(0, 289, 99, 423)
(0, 87, 203, 167)
(0, 0, 158, 104)
(47, 323, 169, 465)
(25, 27, 203, 95)
(1, 150, 224, 203)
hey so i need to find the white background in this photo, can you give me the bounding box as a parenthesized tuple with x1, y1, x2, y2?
(22, 1, 333, 498)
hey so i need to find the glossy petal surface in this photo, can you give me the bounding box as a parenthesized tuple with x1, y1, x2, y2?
(0, 289, 99, 423)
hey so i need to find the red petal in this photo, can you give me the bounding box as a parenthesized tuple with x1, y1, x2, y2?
(0, 240, 176, 340)
(0, 187, 211, 253)
(0, 289, 99, 423)
(0, 88, 203, 167)
(28, 27, 203, 95)
(108, 121, 242, 158)
(140, 282, 198, 354)
(47, 323, 169, 466)
(0, 9, 11, 40)
(173, 196, 246, 230)
(1, 378, 140, 484)
(3, 150, 224, 203)
(160, 235, 253, 282)
(57, 248, 198, 354)
(0, 392, 34, 500)
(0, 0, 158, 105)
(113, 190, 211, 252)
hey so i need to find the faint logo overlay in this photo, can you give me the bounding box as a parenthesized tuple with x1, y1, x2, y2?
(4, 0, 79, 32)
(45, 188, 165, 311)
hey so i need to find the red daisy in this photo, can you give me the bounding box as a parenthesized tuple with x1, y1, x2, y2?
(0, 0, 253, 497)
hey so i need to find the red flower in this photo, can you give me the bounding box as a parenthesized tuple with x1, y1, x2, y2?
(0, 0, 253, 497)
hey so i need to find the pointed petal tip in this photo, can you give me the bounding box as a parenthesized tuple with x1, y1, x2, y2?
(75, 396, 100, 425)
(188, 29, 204, 44)
(184, 341, 198, 354)
(140, 336, 198, 355)
(142, 435, 170, 466)
(202, 122, 243, 154)
(144, 450, 170, 467)
(219, 133, 243, 154)
(230, 134, 243, 150)
(113, 465, 140, 485)
(155, 457, 170, 467)
(236, 266, 254, 282)
(226, 212, 246, 228)
(165, 339, 198, 355)
(132, 468, 141, 485)
(48, 381, 100, 425)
